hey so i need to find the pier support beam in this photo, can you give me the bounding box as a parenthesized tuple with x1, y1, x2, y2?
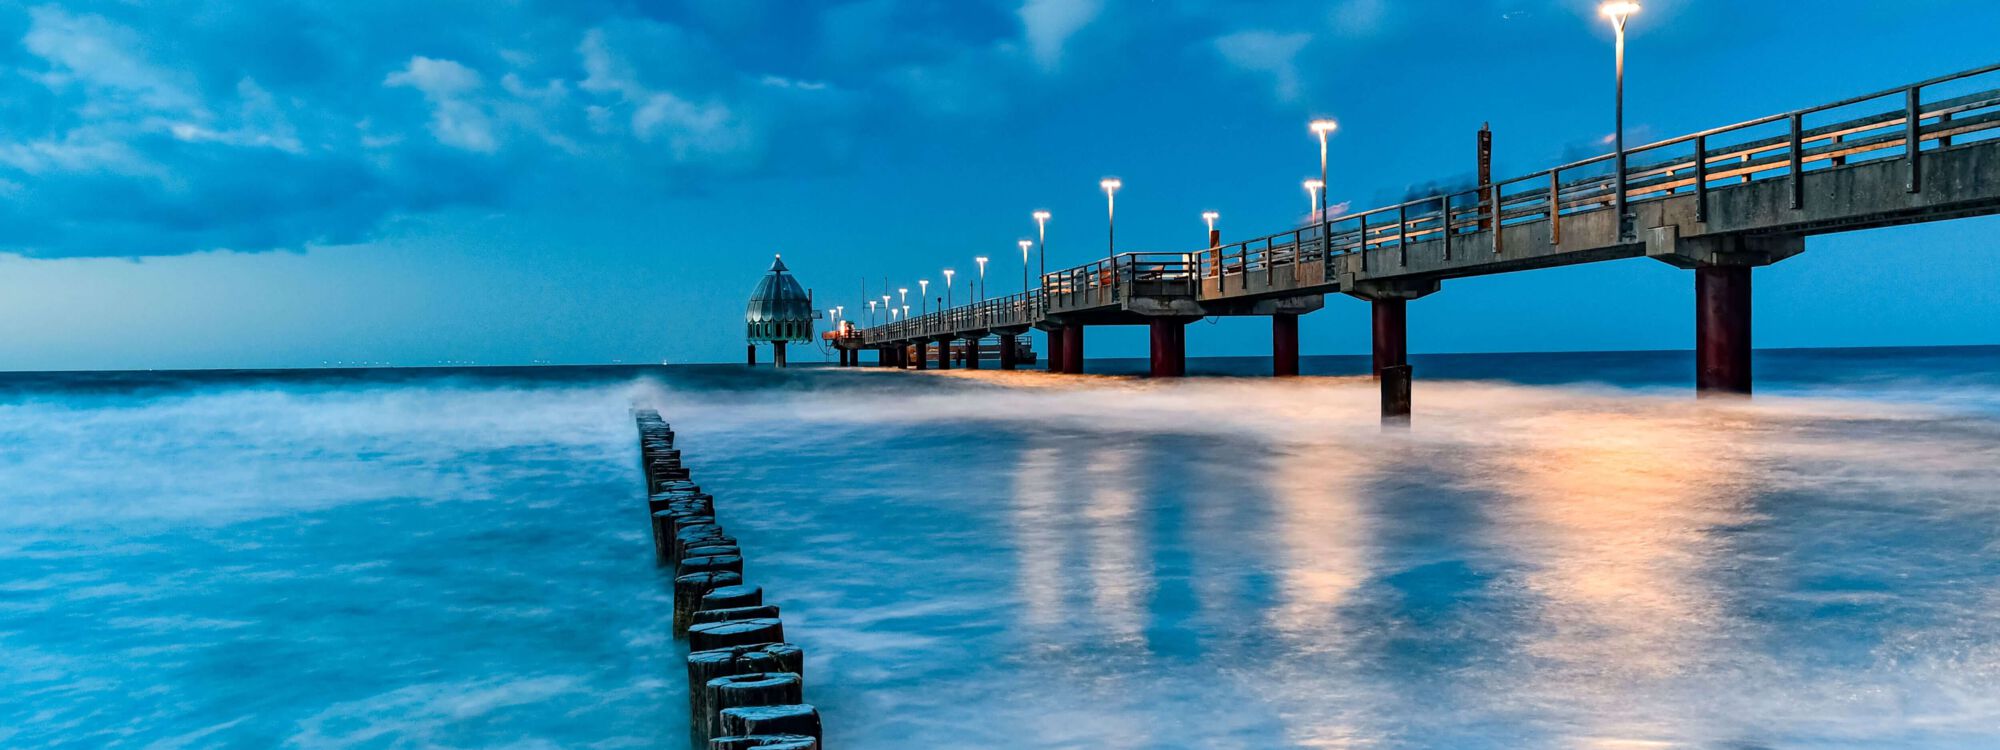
(914, 341, 929, 371)
(1061, 325, 1085, 374)
(1045, 328, 1066, 372)
(772, 341, 788, 369)
(1696, 265, 1753, 396)
(1148, 318, 1189, 378)
(963, 336, 982, 370)
(935, 339, 953, 370)
(746, 344, 756, 367)
(999, 334, 1018, 370)
(1371, 300, 1406, 378)
(1272, 313, 1300, 377)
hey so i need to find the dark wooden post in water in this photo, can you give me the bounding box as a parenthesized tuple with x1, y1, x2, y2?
(719, 705, 822, 745)
(1696, 265, 1753, 396)
(1371, 299, 1406, 379)
(1148, 318, 1187, 378)
(1382, 364, 1412, 426)
(1061, 325, 1085, 374)
(998, 333, 1018, 370)
(1272, 313, 1300, 377)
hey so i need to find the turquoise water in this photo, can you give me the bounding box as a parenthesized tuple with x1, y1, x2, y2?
(4, 348, 2000, 748)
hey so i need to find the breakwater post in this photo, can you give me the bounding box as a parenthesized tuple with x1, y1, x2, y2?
(633, 409, 825, 749)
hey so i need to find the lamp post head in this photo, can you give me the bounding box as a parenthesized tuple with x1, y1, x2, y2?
(920, 279, 929, 292)
(1033, 210, 1051, 222)
(1202, 211, 1220, 230)
(899, 287, 908, 294)
(976, 256, 988, 267)
(1100, 178, 1121, 194)
(1019, 239, 1032, 252)
(1600, 1, 1640, 27)
(1303, 179, 1325, 192)
(943, 269, 955, 282)
(1309, 118, 1339, 136)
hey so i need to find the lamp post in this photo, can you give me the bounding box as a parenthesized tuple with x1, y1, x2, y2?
(1100, 179, 1120, 292)
(1602, 1, 1641, 240)
(1303, 179, 1324, 217)
(899, 287, 908, 308)
(943, 268, 955, 308)
(1310, 119, 1337, 220)
(1032, 210, 1050, 300)
(1201, 211, 1220, 275)
(867, 299, 878, 326)
(919, 279, 930, 320)
(1017, 240, 1032, 297)
(975, 256, 988, 303)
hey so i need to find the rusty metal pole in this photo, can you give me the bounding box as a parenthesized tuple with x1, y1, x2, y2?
(1148, 319, 1186, 378)
(1695, 265, 1752, 396)
(1272, 314, 1300, 377)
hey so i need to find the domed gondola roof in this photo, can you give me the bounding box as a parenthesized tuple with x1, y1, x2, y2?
(746, 255, 813, 344)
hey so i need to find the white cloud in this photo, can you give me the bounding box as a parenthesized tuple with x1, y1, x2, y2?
(1019, 0, 1103, 72)
(22, 5, 202, 115)
(384, 57, 499, 153)
(1213, 30, 1314, 103)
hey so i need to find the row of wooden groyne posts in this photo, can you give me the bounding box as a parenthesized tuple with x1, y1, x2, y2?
(635, 409, 824, 749)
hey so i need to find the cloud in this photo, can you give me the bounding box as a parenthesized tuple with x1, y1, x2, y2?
(385, 57, 498, 153)
(1213, 30, 1314, 103)
(1019, 0, 1104, 72)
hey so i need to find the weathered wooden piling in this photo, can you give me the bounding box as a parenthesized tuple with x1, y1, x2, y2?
(707, 673, 804, 739)
(718, 705, 822, 744)
(689, 617, 785, 651)
(687, 643, 807, 742)
(679, 553, 746, 577)
(674, 571, 745, 636)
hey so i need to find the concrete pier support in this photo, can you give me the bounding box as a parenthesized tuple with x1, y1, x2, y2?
(1371, 300, 1406, 378)
(746, 344, 755, 367)
(1696, 265, 1753, 395)
(999, 334, 1018, 370)
(935, 339, 953, 370)
(1061, 325, 1085, 374)
(1149, 319, 1188, 378)
(1045, 328, 1066, 372)
(914, 341, 929, 370)
(963, 337, 982, 370)
(772, 341, 788, 369)
(1272, 313, 1300, 377)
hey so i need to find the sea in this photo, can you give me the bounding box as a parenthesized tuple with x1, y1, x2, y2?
(4, 347, 1999, 749)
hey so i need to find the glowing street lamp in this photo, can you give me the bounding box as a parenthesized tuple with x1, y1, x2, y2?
(1309, 119, 1337, 220)
(1303, 179, 1324, 216)
(1602, 1, 1641, 240)
(899, 287, 909, 307)
(943, 268, 956, 308)
(975, 256, 989, 303)
(867, 299, 878, 325)
(919, 279, 930, 318)
(1203, 211, 1219, 233)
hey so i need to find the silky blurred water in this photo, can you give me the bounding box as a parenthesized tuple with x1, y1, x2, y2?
(4, 348, 1999, 749)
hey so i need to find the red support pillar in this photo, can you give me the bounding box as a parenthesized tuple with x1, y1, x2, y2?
(914, 341, 929, 370)
(1696, 265, 1753, 396)
(999, 334, 1018, 370)
(1272, 313, 1299, 377)
(1149, 319, 1186, 378)
(1062, 325, 1085, 374)
(1045, 328, 1066, 372)
(1371, 299, 1406, 378)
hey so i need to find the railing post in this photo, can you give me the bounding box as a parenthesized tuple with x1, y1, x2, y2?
(1694, 134, 1710, 223)
(1906, 86, 1922, 193)
(1548, 170, 1561, 245)
(1398, 203, 1408, 267)
(1441, 194, 1452, 261)
(1788, 112, 1804, 210)
(1358, 213, 1369, 272)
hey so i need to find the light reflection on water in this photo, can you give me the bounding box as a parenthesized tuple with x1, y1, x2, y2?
(3, 353, 1999, 749)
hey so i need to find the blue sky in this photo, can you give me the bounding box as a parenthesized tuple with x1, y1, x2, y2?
(0, 0, 1995, 370)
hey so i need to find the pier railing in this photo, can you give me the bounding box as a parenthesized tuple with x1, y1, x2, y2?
(855, 61, 2000, 343)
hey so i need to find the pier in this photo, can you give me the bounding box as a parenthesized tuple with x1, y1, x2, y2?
(832, 63, 2000, 411)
